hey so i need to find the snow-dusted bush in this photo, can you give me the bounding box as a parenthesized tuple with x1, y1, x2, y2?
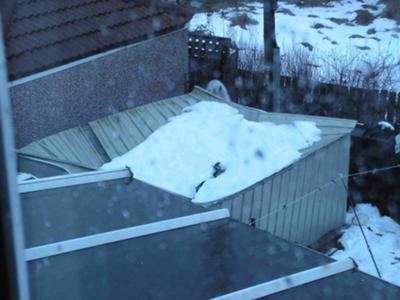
(320, 49, 400, 90)
(281, 43, 318, 83)
(228, 13, 258, 29)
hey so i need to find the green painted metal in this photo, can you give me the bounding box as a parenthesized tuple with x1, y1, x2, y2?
(89, 87, 356, 162)
(17, 86, 355, 245)
(208, 135, 351, 245)
(18, 126, 109, 171)
(19, 86, 356, 169)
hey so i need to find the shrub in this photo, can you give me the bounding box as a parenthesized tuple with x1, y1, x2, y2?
(354, 9, 376, 26)
(228, 13, 258, 29)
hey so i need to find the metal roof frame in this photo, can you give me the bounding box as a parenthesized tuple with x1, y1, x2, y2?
(0, 20, 30, 299)
(212, 258, 356, 300)
(18, 168, 131, 194)
(25, 208, 230, 261)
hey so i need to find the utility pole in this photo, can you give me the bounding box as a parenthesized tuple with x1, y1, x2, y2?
(263, 0, 281, 112)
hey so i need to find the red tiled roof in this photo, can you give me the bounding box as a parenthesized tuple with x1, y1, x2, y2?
(5, 0, 192, 80)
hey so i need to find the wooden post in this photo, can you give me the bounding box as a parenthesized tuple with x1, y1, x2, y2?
(263, 0, 281, 112)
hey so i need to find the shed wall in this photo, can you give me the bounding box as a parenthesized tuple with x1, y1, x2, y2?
(209, 134, 351, 245)
(10, 29, 189, 147)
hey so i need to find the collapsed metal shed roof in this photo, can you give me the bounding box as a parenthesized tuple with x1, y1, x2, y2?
(18, 86, 357, 177)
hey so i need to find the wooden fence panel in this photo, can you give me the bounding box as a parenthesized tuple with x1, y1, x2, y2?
(387, 91, 396, 123)
(395, 93, 400, 125)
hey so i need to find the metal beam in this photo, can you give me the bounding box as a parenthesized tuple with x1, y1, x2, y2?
(0, 18, 30, 300)
(25, 208, 230, 261)
(211, 258, 355, 300)
(18, 154, 72, 175)
(18, 168, 132, 194)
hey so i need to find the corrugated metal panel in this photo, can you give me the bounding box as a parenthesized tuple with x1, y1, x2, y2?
(87, 87, 356, 163)
(19, 125, 109, 170)
(287, 158, 307, 242)
(19, 86, 356, 172)
(18, 155, 90, 177)
(208, 134, 353, 245)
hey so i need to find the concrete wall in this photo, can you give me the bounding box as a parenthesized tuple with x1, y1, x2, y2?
(10, 29, 189, 147)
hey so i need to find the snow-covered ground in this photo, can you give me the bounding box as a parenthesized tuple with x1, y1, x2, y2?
(102, 101, 320, 203)
(189, 0, 400, 89)
(330, 204, 400, 287)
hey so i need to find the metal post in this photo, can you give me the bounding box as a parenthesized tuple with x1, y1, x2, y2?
(263, 0, 281, 112)
(0, 18, 30, 299)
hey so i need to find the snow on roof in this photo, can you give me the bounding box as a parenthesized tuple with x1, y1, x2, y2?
(18, 87, 357, 179)
(101, 100, 321, 203)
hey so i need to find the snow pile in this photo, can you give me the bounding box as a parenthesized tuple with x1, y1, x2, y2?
(102, 101, 320, 203)
(331, 204, 400, 286)
(378, 120, 395, 131)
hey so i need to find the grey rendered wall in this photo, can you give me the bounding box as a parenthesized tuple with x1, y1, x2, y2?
(209, 135, 351, 246)
(10, 29, 189, 148)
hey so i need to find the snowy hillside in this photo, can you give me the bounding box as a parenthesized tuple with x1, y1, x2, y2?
(102, 101, 320, 203)
(190, 0, 400, 89)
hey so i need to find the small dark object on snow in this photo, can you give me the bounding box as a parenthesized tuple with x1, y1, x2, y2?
(213, 162, 226, 178)
(195, 162, 226, 193)
(349, 34, 365, 39)
(300, 42, 313, 51)
(255, 149, 264, 159)
(195, 181, 205, 193)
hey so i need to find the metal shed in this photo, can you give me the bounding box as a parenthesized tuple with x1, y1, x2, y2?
(18, 87, 356, 245)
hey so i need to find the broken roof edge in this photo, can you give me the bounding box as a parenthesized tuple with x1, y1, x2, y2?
(190, 86, 357, 130)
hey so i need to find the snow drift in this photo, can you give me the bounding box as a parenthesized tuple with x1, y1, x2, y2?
(102, 101, 320, 203)
(331, 204, 400, 287)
